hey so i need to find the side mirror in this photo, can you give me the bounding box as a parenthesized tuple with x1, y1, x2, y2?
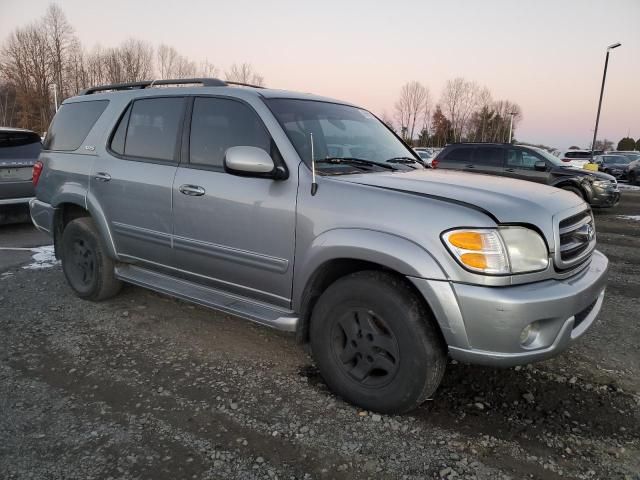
(534, 160, 547, 172)
(224, 146, 285, 179)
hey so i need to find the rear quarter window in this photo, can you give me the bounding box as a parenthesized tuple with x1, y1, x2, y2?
(43, 100, 109, 151)
(442, 147, 473, 162)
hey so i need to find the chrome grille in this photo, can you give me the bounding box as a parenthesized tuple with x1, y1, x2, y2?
(555, 209, 596, 270)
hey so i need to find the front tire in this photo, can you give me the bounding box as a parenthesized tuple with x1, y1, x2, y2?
(61, 217, 122, 301)
(310, 271, 446, 414)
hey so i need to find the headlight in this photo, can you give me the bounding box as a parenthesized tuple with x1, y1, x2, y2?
(442, 227, 549, 275)
(593, 179, 613, 188)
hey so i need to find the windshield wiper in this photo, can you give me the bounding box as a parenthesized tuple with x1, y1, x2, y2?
(316, 157, 398, 171)
(385, 156, 425, 168)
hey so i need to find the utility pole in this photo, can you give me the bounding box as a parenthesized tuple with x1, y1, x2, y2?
(590, 42, 621, 159)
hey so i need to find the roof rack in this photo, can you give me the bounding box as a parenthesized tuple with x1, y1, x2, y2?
(80, 77, 265, 95)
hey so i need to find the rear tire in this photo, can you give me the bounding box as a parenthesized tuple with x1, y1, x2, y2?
(310, 271, 446, 414)
(629, 171, 638, 186)
(61, 217, 122, 301)
(561, 185, 585, 200)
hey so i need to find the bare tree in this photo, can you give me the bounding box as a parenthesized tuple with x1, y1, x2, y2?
(198, 60, 220, 78)
(157, 44, 179, 79)
(225, 63, 264, 86)
(440, 77, 481, 142)
(43, 4, 75, 99)
(380, 111, 396, 132)
(394, 81, 429, 143)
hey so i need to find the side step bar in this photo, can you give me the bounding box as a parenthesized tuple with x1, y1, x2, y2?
(114, 264, 299, 332)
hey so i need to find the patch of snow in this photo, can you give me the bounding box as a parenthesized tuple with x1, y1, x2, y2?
(617, 215, 640, 222)
(1, 271, 14, 280)
(22, 245, 59, 270)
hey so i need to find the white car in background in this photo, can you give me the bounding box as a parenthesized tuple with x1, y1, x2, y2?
(413, 148, 434, 167)
(552, 149, 594, 168)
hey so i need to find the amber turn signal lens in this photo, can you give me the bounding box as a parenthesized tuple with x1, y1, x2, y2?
(448, 231, 484, 250)
(460, 252, 488, 269)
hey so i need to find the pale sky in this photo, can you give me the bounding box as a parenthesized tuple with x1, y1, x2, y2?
(1, 0, 638, 149)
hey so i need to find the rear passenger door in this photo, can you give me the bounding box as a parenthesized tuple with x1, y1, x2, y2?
(90, 96, 186, 267)
(171, 96, 297, 307)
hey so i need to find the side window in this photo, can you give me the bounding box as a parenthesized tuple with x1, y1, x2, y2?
(473, 147, 504, 167)
(443, 147, 473, 163)
(189, 97, 271, 168)
(507, 149, 541, 170)
(109, 104, 131, 155)
(122, 97, 184, 162)
(43, 100, 109, 151)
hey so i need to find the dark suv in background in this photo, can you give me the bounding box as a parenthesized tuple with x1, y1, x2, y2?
(0, 127, 43, 223)
(433, 143, 620, 208)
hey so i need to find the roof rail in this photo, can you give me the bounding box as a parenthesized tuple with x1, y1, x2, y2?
(224, 80, 265, 89)
(80, 77, 227, 95)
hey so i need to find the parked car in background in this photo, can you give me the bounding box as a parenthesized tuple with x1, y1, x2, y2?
(1, 127, 42, 222)
(433, 143, 620, 207)
(413, 148, 434, 167)
(30, 79, 608, 414)
(594, 154, 632, 179)
(552, 149, 594, 168)
(625, 159, 640, 185)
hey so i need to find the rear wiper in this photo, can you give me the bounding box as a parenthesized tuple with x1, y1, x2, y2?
(316, 157, 398, 171)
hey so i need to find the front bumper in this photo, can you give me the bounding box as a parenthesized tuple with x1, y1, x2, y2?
(411, 250, 608, 367)
(589, 184, 620, 207)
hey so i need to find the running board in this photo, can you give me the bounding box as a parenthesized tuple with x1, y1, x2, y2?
(114, 264, 299, 332)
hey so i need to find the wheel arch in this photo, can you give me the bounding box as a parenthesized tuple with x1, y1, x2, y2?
(292, 229, 448, 344)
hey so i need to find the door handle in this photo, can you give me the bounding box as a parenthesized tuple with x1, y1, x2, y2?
(179, 184, 205, 196)
(94, 172, 111, 182)
(465, 164, 475, 169)
(505, 168, 515, 172)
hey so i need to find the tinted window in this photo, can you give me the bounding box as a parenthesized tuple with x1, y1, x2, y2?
(443, 146, 473, 162)
(189, 97, 270, 168)
(507, 149, 542, 169)
(0, 131, 41, 159)
(473, 147, 503, 167)
(43, 100, 108, 151)
(124, 97, 184, 161)
(110, 104, 131, 155)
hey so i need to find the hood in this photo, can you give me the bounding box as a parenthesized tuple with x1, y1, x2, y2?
(556, 166, 616, 181)
(334, 169, 584, 223)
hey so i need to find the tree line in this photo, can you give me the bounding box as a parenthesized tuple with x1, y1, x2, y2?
(0, 4, 265, 134)
(386, 79, 523, 147)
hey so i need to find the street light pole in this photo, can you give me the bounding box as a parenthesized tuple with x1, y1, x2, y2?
(507, 111, 517, 143)
(590, 42, 621, 160)
(51, 83, 58, 112)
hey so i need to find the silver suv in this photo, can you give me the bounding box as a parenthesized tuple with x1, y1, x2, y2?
(30, 78, 608, 413)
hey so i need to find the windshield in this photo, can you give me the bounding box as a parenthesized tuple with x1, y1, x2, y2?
(265, 99, 417, 173)
(617, 153, 640, 162)
(604, 156, 631, 164)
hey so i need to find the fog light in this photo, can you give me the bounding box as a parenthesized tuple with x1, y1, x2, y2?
(520, 322, 539, 346)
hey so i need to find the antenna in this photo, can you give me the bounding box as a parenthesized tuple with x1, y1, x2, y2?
(310, 133, 318, 196)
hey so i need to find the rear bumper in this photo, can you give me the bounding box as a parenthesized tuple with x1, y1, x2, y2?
(0, 196, 34, 206)
(29, 198, 55, 234)
(411, 250, 608, 367)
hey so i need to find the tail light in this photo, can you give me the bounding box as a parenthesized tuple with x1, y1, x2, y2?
(431, 158, 439, 169)
(561, 158, 571, 163)
(32, 160, 43, 186)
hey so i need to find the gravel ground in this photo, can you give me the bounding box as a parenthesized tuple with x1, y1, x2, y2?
(1, 191, 639, 480)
